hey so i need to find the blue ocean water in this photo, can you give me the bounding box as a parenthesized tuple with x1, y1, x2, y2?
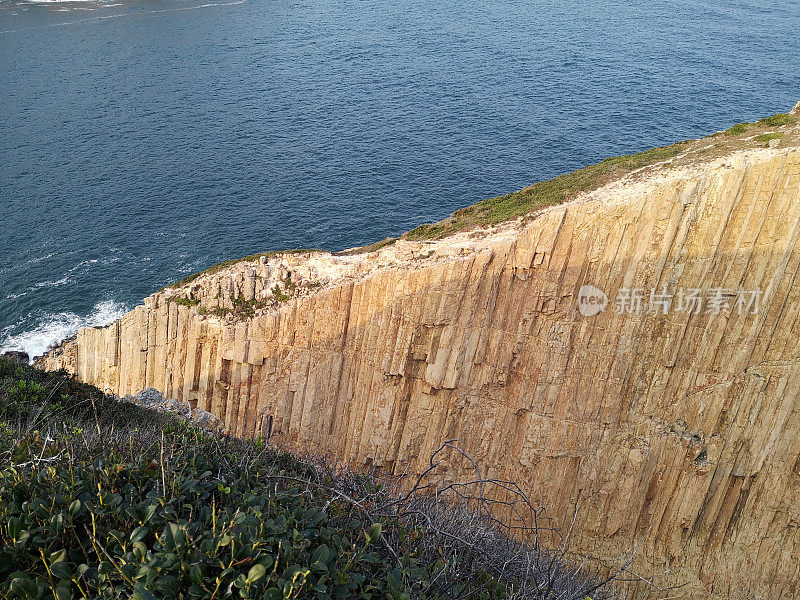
(0, 0, 798, 357)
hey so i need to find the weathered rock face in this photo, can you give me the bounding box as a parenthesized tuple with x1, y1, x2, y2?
(40, 147, 800, 599)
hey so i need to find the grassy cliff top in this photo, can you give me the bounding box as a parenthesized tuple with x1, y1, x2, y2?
(404, 107, 800, 240)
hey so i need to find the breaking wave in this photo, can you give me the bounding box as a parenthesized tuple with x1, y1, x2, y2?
(0, 300, 127, 361)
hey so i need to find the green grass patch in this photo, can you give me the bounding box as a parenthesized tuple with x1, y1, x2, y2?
(754, 132, 785, 144)
(171, 297, 200, 307)
(406, 141, 691, 240)
(232, 295, 271, 319)
(197, 305, 229, 318)
(724, 123, 749, 136)
(758, 112, 796, 127)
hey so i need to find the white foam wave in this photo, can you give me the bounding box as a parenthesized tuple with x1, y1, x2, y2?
(23, 0, 99, 4)
(70, 259, 99, 271)
(34, 275, 72, 288)
(0, 300, 127, 360)
(31, 259, 98, 289)
(26, 252, 55, 265)
(1, 0, 247, 34)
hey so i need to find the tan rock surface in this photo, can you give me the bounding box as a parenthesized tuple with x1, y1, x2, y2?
(40, 146, 800, 599)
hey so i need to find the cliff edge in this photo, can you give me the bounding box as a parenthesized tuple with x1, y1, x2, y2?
(40, 103, 800, 599)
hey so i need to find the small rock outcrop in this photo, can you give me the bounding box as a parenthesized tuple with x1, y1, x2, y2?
(122, 386, 223, 431)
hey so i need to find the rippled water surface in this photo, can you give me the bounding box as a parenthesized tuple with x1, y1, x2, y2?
(1, 0, 798, 356)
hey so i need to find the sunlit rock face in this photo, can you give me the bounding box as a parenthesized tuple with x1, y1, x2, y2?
(41, 147, 800, 599)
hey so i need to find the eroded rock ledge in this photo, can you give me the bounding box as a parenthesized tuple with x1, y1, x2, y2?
(40, 127, 800, 597)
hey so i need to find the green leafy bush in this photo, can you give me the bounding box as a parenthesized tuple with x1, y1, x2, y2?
(172, 297, 201, 307)
(271, 286, 290, 303)
(1, 436, 399, 599)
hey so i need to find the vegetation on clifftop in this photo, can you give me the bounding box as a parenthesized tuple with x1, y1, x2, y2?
(0, 359, 621, 600)
(405, 109, 798, 240)
(406, 141, 692, 240)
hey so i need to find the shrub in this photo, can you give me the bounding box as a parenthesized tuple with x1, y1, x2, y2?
(230, 294, 269, 319)
(172, 297, 201, 307)
(271, 286, 290, 303)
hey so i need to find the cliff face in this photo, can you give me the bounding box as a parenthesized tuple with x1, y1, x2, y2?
(41, 146, 800, 599)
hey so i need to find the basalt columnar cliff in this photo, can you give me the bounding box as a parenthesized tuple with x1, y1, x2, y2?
(40, 104, 800, 599)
